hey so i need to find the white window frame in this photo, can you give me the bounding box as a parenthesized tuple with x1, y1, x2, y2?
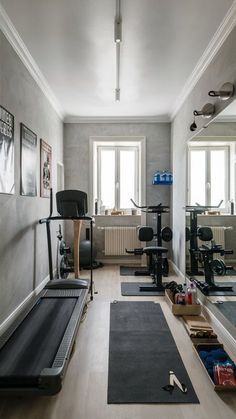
(97, 145, 139, 210)
(89, 136, 146, 214)
(188, 144, 230, 209)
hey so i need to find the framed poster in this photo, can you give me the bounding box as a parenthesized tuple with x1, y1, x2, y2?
(0, 105, 15, 194)
(40, 139, 52, 198)
(20, 123, 37, 196)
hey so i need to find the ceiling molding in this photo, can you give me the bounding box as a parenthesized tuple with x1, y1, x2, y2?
(64, 115, 170, 124)
(170, 0, 236, 121)
(0, 2, 64, 120)
(214, 115, 236, 122)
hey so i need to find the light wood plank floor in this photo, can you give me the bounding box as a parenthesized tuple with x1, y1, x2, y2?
(0, 265, 236, 419)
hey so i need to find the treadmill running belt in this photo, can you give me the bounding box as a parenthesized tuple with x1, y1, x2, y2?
(0, 297, 77, 387)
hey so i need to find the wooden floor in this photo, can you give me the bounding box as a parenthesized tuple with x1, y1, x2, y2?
(0, 265, 236, 419)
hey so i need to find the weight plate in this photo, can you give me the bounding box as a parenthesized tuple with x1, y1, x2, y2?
(211, 259, 226, 276)
(161, 226, 173, 242)
(198, 227, 213, 242)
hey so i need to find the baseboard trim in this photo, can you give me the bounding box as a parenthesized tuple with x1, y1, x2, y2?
(0, 273, 52, 335)
(169, 260, 185, 280)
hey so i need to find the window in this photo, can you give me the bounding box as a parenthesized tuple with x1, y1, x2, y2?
(98, 145, 139, 209)
(188, 145, 229, 208)
(91, 137, 145, 212)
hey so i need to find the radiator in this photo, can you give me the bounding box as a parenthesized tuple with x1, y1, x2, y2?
(104, 226, 140, 256)
(210, 226, 225, 248)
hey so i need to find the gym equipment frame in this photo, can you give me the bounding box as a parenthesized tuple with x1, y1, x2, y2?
(126, 200, 172, 291)
(185, 203, 233, 294)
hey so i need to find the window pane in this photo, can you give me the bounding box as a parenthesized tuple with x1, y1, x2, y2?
(120, 150, 136, 208)
(210, 150, 226, 207)
(100, 149, 115, 208)
(190, 150, 206, 205)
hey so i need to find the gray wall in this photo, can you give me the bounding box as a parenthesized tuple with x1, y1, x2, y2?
(64, 123, 171, 254)
(171, 26, 236, 274)
(0, 31, 63, 324)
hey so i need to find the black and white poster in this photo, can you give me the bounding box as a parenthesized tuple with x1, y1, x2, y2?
(0, 105, 15, 194)
(20, 123, 37, 196)
(40, 139, 52, 198)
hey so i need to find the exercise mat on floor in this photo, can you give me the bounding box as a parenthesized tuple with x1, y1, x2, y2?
(120, 266, 149, 276)
(226, 268, 236, 276)
(121, 282, 167, 296)
(108, 301, 199, 404)
(198, 281, 236, 296)
(214, 301, 236, 326)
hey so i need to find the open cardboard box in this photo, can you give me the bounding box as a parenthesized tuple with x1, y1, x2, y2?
(182, 316, 218, 344)
(193, 343, 236, 391)
(165, 289, 201, 316)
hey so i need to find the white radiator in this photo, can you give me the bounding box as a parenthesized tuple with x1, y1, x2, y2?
(211, 226, 225, 248)
(104, 226, 140, 256)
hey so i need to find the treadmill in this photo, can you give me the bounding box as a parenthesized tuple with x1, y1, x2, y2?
(0, 189, 93, 395)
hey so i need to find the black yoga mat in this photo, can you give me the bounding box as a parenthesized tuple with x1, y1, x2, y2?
(198, 281, 236, 296)
(108, 301, 199, 404)
(226, 268, 236, 276)
(214, 301, 236, 326)
(120, 266, 149, 276)
(121, 282, 168, 296)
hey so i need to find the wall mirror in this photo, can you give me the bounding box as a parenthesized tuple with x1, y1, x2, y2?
(185, 99, 236, 336)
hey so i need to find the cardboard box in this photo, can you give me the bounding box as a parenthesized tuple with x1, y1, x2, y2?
(193, 343, 236, 391)
(182, 317, 218, 344)
(165, 289, 201, 316)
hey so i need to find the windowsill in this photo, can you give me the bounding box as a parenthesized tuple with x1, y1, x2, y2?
(93, 214, 141, 217)
(198, 213, 236, 216)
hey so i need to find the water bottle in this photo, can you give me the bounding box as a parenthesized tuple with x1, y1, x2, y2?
(186, 282, 197, 305)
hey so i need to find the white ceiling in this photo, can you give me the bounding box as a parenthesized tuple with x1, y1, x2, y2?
(0, 0, 235, 119)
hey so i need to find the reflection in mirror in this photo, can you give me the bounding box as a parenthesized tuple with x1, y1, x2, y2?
(185, 99, 236, 334)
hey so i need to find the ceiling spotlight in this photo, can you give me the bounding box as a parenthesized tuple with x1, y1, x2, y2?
(208, 82, 234, 101)
(190, 114, 197, 132)
(193, 103, 215, 118)
(190, 121, 197, 132)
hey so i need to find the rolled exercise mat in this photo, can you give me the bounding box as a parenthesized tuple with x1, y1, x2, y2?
(108, 301, 199, 403)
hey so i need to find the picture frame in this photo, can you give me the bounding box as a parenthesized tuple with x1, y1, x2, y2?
(20, 123, 37, 196)
(0, 105, 15, 194)
(40, 139, 52, 198)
